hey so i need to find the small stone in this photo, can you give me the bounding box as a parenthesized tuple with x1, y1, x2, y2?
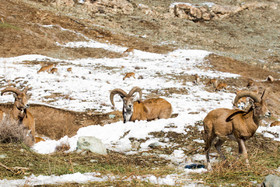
(109, 114, 115, 119)
(0, 154, 7, 159)
(148, 142, 160, 149)
(131, 141, 141, 151)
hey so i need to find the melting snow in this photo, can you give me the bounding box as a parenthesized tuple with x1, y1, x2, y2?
(0, 25, 278, 186)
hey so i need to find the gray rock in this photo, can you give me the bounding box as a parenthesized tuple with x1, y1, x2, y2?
(108, 114, 115, 119)
(77, 136, 107, 155)
(131, 141, 141, 151)
(148, 142, 160, 149)
(0, 154, 7, 159)
(261, 174, 280, 187)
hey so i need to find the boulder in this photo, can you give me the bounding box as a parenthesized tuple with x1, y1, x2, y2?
(77, 136, 107, 155)
(261, 175, 280, 187)
(148, 142, 161, 149)
(171, 3, 212, 21)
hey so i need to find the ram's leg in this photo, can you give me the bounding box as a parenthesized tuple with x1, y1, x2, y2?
(204, 134, 216, 170)
(238, 139, 249, 165)
(237, 140, 243, 154)
(215, 138, 226, 160)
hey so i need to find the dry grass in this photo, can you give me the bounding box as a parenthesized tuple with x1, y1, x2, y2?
(0, 115, 33, 146)
(55, 141, 71, 152)
(192, 148, 280, 186)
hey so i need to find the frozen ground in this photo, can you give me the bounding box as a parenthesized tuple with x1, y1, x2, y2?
(0, 26, 279, 186)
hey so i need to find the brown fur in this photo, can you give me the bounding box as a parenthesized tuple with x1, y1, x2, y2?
(110, 87, 172, 123)
(35, 136, 45, 143)
(123, 47, 134, 54)
(215, 82, 227, 91)
(67, 67, 72, 72)
(270, 121, 280, 127)
(247, 79, 255, 88)
(37, 64, 54, 73)
(50, 68, 58, 74)
(193, 74, 200, 85)
(130, 98, 172, 122)
(1, 87, 35, 145)
(203, 89, 270, 170)
(206, 79, 217, 87)
(123, 72, 136, 80)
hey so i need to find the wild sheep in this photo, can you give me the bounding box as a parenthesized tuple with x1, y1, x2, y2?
(270, 121, 280, 127)
(193, 74, 200, 85)
(123, 47, 134, 55)
(67, 67, 72, 72)
(206, 78, 218, 88)
(203, 88, 271, 170)
(50, 68, 58, 74)
(1, 87, 35, 144)
(215, 82, 227, 91)
(37, 64, 54, 73)
(110, 87, 172, 123)
(206, 78, 227, 91)
(247, 79, 255, 88)
(123, 72, 136, 80)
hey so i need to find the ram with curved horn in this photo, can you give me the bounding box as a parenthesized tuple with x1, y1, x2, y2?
(203, 88, 271, 170)
(1, 87, 35, 145)
(110, 87, 172, 123)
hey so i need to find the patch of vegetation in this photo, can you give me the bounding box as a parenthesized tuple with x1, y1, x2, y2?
(191, 146, 280, 186)
(0, 23, 20, 30)
(0, 116, 33, 146)
(0, 143, 176, 182)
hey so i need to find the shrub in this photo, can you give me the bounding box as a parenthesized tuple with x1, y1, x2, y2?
(0, 115, 33, 146)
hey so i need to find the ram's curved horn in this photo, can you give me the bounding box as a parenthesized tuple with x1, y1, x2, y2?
(233, 91, 260, 106)
(110, 89, 128, 107)
(1, 87, 22, 96)
(128, 86, 142, 100)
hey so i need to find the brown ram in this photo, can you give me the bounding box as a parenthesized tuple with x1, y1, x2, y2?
(1, 87, 35, 144)
(203, 88, 271, 170)
(110, 87, 172, 123)
(270, 121, 280, 127)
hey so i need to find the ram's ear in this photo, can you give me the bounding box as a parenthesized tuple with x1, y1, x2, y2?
(13, 93, 17, 100)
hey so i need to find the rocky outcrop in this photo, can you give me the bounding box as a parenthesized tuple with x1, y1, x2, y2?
(50, 1, 277, 21)
(169, 2, 278, 21)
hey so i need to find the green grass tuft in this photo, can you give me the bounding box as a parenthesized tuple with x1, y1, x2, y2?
(0, 23, 20, 30)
